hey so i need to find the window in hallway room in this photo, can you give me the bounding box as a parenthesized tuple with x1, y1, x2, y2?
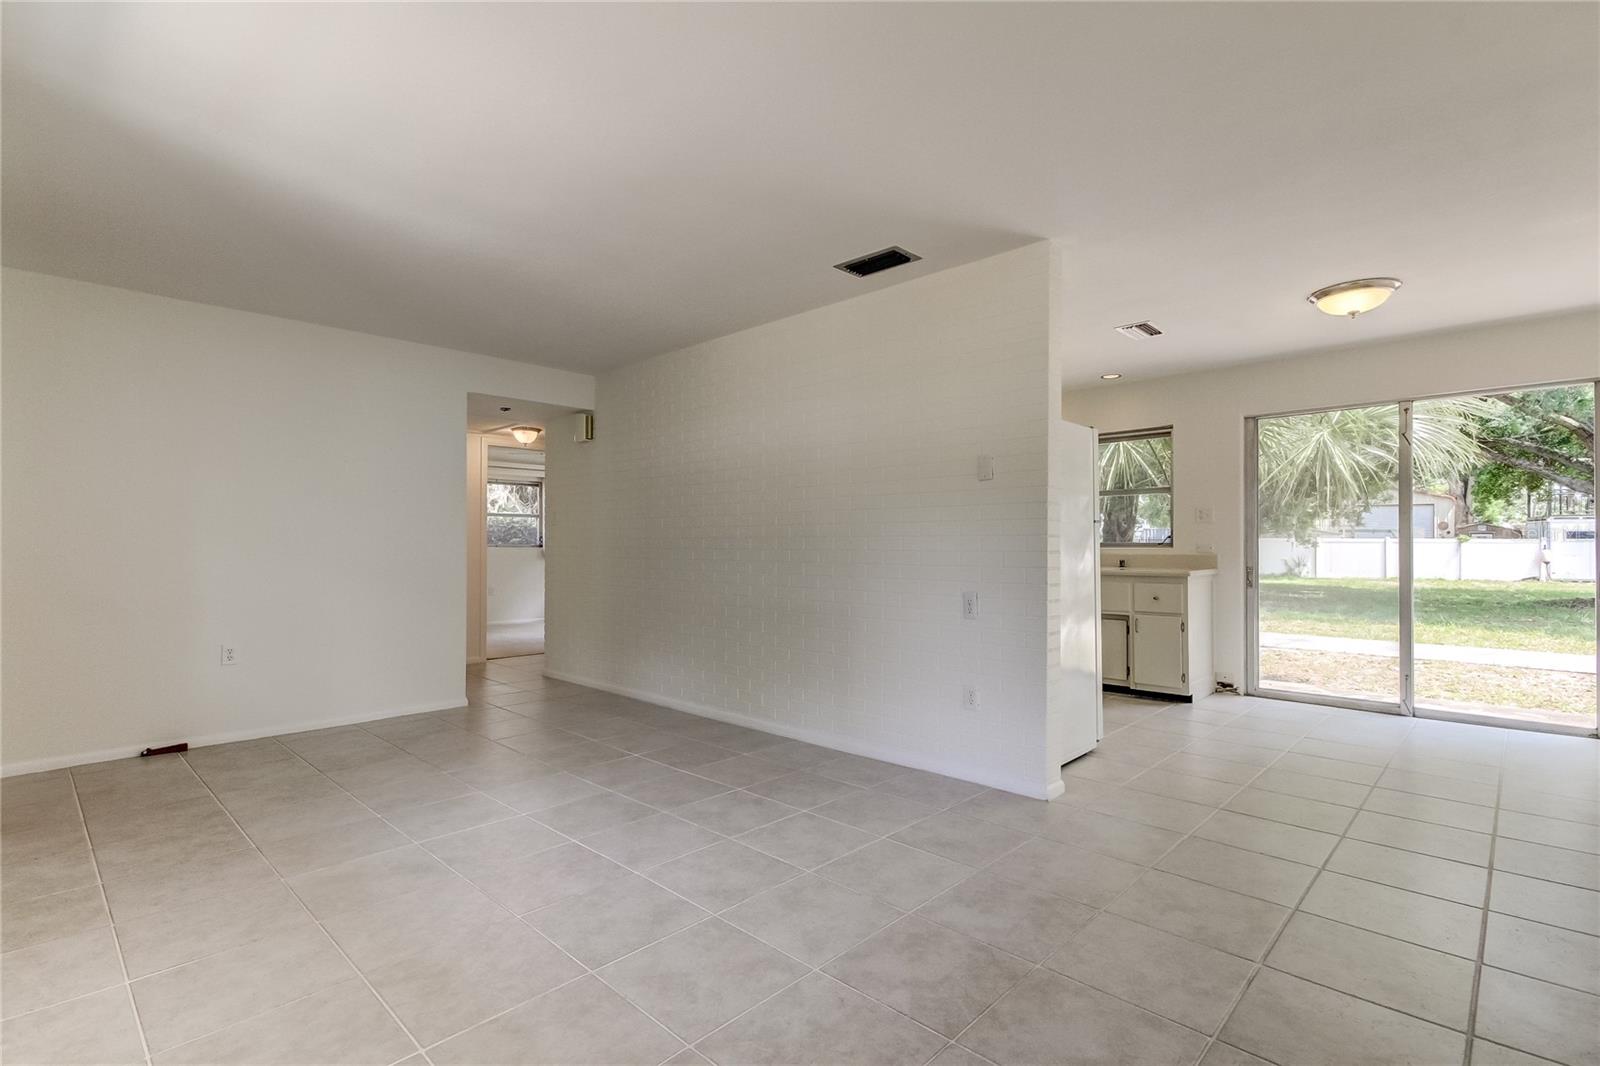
(484, 444, 546, 659)
(488, 480, 542, 547)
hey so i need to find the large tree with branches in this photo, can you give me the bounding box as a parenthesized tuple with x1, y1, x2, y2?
(1463, 387, 1594, 523)
(1254, 387, 1594, 540)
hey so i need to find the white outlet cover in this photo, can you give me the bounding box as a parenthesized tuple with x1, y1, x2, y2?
(961, 591, 979, 620)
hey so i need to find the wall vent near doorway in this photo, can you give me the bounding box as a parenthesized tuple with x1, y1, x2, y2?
(1115, 321, 1164, 338)
(834, 246, 922, 278)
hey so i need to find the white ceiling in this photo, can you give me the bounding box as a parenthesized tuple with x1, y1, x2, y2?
(4, 3, 1596, 387)
(467, 394, 578, 436)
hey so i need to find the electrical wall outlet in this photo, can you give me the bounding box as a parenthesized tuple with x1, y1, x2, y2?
(961, 591, 979, 620)
(220, 645, 238, 666)
(963, 685, 980, 711)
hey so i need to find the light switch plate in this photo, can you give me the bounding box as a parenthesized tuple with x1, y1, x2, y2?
(976, 455, 995, 482)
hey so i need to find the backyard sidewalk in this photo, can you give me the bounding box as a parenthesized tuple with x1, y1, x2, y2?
(1261, 632, 1597, 674)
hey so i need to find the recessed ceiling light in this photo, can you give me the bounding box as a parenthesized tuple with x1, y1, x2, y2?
(1308, 277, 1402, 318)
(1101, 373, 1123, 380)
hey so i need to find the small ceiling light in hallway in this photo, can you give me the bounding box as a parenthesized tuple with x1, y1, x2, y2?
(1308, 277, 1402, 317)
(510, 427, 542, 445)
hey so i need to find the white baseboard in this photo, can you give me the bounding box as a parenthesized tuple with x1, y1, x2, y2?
(542, 668, 1063, 800)
(1, 695, 468, 778)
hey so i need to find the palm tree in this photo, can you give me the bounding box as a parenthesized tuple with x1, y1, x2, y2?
(1099, 435, 1173, 543)
(1258, 398, 1487, 542)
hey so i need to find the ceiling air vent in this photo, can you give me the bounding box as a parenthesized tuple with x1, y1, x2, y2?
(1114, 321, 1164, 339)
(834, 246, 922, 278)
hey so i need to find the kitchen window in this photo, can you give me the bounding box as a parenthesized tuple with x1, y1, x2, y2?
(1098, 428, 1173, 546)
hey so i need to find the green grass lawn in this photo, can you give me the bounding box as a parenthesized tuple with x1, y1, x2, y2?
(1260, 577, 1597, 654)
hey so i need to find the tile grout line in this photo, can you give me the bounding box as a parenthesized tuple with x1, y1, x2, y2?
(935, 701, 1312, 1064)
(1183, 726, 1392, 1066)
(1187, 713, 1538, 1065)
(24, 684, 1577, 1066)
(65, 765, 155, 1066)
(349, 694, 1028, 1060)
(1460, 749, 1509, 1066)
(667, 828, 1043, 1063)
(343, 702, 872, 1061)
(1080, 702, 1539, 1063)
(173, 753, 436, 1065)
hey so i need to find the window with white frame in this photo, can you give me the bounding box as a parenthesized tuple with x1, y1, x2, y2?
(1098, 428, 1173, 546)
(487, 480, 542, 547)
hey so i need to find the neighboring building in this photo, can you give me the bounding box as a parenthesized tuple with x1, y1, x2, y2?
(1459, 522, 1522, 539)
(1341, 493, 1459, 539)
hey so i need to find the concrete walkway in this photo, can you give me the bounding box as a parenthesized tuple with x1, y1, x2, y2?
(1262, 632, 1597, 674)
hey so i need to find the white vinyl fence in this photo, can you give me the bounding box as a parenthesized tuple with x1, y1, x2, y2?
(1261, 537, 1594, 582)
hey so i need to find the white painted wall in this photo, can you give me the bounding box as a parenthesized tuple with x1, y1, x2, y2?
(1, 269, 594, 774)
(546, 243, 1076, 797)
(488, 548, 545, 623)
(1063, 309, 1600, 688)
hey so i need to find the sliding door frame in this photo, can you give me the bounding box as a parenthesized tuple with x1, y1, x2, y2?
(1246, 380, 1600, 738)
(1245, 405, 1410, 717)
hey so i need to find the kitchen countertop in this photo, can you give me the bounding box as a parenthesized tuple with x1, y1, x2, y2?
(1100, 567, 1218, 577)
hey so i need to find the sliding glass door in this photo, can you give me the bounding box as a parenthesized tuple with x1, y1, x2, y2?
(1249, 404, 1405, 710)
(1410, 389, 1596, 731)
(1248, 383, 1598, 735)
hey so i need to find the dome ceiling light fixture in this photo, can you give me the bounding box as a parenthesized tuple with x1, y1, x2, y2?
(1101, 373, 1123, 380)
(509, 426, 542, 445)
(1308, 277, 1403, 318)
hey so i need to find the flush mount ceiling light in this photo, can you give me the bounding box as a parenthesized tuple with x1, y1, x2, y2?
(509, 427, 541, 445)
(1308, 277, 1402, 318)
(1101, 373, 1123, 380)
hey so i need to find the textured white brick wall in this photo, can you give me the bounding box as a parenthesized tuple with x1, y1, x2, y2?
(547, 243, 1067, 795)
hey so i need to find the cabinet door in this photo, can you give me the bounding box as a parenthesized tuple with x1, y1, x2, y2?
(1132, 614, 1186, 690)
(1101, 616, 1129, 682)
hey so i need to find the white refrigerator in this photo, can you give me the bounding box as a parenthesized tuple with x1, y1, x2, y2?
(1053, 419, 1104, 768)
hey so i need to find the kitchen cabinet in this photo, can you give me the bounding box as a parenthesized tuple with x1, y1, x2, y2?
(1100, 569, 1214, 700)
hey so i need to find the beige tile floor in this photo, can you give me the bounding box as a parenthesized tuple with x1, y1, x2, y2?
(3, 656, 1597, 1065)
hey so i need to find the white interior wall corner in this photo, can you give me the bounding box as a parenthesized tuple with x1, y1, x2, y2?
(1, 269, 594, 774)
(546, 242, 1071, 797)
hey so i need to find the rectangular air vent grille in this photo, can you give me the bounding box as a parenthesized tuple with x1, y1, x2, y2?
(834, 246, 922, 278)
(1115, 321, 1164, 338)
